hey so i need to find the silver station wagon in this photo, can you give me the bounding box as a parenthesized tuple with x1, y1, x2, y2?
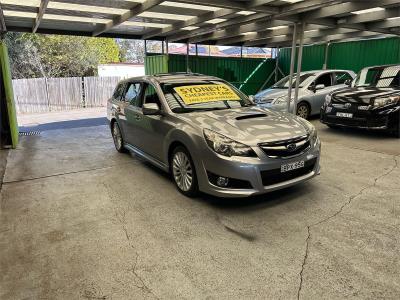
(107, 73, 321, 198)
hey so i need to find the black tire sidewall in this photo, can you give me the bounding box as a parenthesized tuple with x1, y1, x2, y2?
(171, 146, 199, 197)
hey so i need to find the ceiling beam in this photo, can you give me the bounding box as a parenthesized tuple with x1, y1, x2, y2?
(170, 0, 279, 14)
(189, 20, 292, 44)
(365, 17, 400, 31)
(92, 0, 164, 37)
(337, 6, 400, 25)
(32, 0, 49, 33)
(245, 27, 358, 47)
(0, 3, 6, 33)
(216, 24, 321, 46)
(303, 0, 400, 20)
(142, 8, 237, 40)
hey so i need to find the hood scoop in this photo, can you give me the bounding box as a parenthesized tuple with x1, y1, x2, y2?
(236, 113, 267, 121)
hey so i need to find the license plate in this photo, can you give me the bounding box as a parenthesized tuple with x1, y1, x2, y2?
(336, 112, 353, 118)
(281, 161, 305, 173)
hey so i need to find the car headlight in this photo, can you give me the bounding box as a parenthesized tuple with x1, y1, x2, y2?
(325, 94, 332, 105)
(373, 95, 400, 107)
(203, 129, 257, 157)
(297, 118, 319, 147)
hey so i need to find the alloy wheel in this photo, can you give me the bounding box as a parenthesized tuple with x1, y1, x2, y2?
(172, 151, 193, 192)
(112, 123, 123, 150)
(297, 104, 309, 119)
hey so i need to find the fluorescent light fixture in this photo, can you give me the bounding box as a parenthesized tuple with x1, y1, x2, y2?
(139, 12, 193, 21)
(282, 0, 304, 3)
(182, 26, 199, 31)
(161, 1, 220, 11)
(205, 18, 226, 24)
(237, 11, 256, 16)
(352, 7, 384, 14)
(274, 35, 287, 38)
(243, 31, 257, 36)
(304, 29, 318, 33)
(48, 2, 128, 15)
(269, 25, 289, 30)
(387, 16, 400, 21)
(121, 21, 170, 28)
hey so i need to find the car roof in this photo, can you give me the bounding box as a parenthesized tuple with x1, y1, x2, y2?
(300, 69, 354, 75)
(119, 73, 224, 84)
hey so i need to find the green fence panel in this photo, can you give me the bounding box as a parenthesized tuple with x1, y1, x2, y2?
(0, 42, 18, 148)
(278, 44, 327, 75)
(327, 37, 400, 73)
(145, 54, 168, 75)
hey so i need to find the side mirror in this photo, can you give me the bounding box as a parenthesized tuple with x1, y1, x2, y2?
(344, 79, 352, 86)
(142, 103, 161, 115)
(315, 84, 325, 91)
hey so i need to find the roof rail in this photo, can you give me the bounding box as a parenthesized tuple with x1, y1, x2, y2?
(153, 72, 206, 77)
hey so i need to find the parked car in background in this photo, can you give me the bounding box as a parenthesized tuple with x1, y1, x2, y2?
(108, 73, 321, 198)
(321, 64, 400, 137)
(254, 70, 356, 119)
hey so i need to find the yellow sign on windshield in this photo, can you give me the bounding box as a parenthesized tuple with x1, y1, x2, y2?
(174, 84, 241, 105)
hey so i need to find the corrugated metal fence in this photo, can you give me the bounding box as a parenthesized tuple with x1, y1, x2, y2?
(278, 37, 400, 75)
(12, 76, 121, 113)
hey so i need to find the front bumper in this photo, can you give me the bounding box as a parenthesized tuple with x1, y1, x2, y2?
(196, 140, 321, 198)
(320, 104, 400, 131)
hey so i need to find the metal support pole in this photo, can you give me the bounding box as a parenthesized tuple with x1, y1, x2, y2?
(275, 47, 279, 83)
(287, 23, 297, 113)
(195, 44, 198, 56)
(186, 42, 190, 73)
(165, 40, 169, 54)
(144, 40, 147, 56)
(293, 22, 305, 115)
(323, 42, 330, 70)
(161, 41, 164, 54)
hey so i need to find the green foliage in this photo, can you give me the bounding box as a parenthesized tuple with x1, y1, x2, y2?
(5, 32, 120, 78)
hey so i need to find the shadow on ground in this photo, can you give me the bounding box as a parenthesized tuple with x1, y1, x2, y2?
(19, 117, 108, 132)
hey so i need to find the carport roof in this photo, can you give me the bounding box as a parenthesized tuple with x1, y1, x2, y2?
(0, 0, 399, 47)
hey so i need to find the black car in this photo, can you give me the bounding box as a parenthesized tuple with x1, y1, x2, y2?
(320, 64, 400, 137)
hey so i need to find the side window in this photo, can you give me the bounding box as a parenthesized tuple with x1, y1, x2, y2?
(143, 83, 161, 108)
(335, 72, 353, 85)
(113, 83, 126, 100)
(315, 73, 333, 87)
(124, 83, 142, 106)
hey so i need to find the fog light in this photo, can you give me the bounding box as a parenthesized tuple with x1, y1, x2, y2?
(216, 176, 229, 187)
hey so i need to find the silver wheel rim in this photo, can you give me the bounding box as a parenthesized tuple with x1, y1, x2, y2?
(172, 152, 193, 192)
(297, 105, 308, 119)
(113, 124, 122, 150)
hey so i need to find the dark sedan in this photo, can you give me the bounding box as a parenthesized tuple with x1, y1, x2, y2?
(320, 64, 400, 138)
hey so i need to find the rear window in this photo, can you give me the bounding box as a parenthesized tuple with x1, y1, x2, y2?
(354, 65, 400, 88)
(113, 83, 126, 100)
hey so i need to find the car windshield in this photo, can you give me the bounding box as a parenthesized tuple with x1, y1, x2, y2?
(160, 80, 253, 113)
(271, 73, 316, 89)
(354, 65, 400, 88)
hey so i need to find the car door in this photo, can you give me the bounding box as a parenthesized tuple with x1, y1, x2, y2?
(133, 82, 171, 162)
(120, 81, 144, 146)
(307, 72, 335, 113)
(110, 81, 129, 130)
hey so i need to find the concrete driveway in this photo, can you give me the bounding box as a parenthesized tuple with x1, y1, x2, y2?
(0, 113, 399, 299)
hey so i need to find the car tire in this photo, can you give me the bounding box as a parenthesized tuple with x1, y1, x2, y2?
(171, 146, 199, 197)
(296, 102, 310, 119)
(111, 121, 127, 153)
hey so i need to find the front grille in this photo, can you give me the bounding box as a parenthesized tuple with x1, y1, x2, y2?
(259, 135, 310, 158)
(260, 158, 317, 186)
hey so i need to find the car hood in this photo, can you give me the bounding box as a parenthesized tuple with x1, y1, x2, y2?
(178, 106, 309, 145)
(255, 88, 307, 102)
(331, 87, 400, 104)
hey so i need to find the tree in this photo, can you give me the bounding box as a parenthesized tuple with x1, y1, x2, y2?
(5, 32, 120, 78)
(117, 39, 145, 63)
